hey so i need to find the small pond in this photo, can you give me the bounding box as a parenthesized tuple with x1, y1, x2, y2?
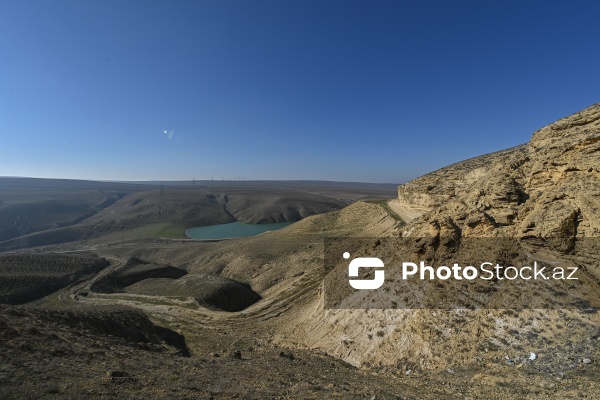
(185, 221, 294, 240)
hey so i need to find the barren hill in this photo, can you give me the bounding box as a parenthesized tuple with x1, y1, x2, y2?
(0, 181, 397, 250)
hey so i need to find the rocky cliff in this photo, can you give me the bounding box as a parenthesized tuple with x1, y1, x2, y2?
(397, 144, 528, 210)
(400, 102, 600, 242)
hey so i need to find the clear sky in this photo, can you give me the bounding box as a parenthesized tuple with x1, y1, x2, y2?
(1, 0, 599, 183)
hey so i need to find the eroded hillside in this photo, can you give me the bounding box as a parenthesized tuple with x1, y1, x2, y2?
(273, 103, 600, 381)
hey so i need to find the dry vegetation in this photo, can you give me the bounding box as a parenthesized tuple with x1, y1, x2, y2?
(0, 253, 109, 304)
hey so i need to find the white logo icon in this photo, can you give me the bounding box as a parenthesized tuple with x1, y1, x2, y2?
(345, 252, 385, 290)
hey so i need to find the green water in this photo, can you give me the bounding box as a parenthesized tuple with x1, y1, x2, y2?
(185, 221, 294, 240)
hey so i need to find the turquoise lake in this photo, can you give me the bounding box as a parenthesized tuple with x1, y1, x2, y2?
(185, 221, 294, 240)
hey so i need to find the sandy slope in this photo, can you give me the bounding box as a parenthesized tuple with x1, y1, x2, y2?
(386, 198, 429, 222)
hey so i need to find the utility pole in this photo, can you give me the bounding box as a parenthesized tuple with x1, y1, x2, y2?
(159, 182, 165, 216)
(15, 213, 29, 249)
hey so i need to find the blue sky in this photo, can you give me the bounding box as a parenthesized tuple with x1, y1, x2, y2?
(1, 0, 599, 183)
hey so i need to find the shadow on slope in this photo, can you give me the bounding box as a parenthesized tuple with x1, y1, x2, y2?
(92, 257, 262, 312)
(0, 304, 190, 356)
(90, 257, 187, 293)
(125, 273, 262, 312)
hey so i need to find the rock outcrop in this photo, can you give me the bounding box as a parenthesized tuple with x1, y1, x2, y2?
(397, 144, 528, 210)
(400, 102, 600, 242)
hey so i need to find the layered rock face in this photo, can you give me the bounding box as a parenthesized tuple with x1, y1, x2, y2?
(400, 102, 600, 241)
(397, 145, 528, 210)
